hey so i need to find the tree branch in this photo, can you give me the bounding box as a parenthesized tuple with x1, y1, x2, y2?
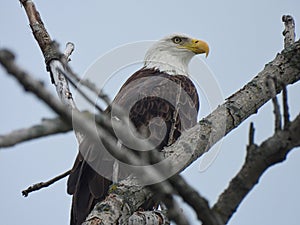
(282, 15, 296, 48)
(247, 122, 255, 147)
(0, 117, 71, 148)
(266, 77, 282, 131)
(281, 14, 294, 129)
(168, 175, 223, 225)
(22, 169, 71, 197)
(64, 42, 75, 60)
(20, 0, 53, 61)
(282, 86, 290, 129)
(20, 0, 84, 143)
(212, 112, 300, 224)
(83, 178, 158, 225)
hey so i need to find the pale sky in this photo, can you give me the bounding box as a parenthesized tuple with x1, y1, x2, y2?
(1, 1, 300, 225)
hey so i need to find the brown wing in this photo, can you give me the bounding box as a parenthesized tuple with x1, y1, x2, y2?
(67, 68, 199, 225)
(109, 68, 199, 150)
(67, 138, 112, 225)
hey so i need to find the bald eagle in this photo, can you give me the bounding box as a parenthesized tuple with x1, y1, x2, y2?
(67, 34, 209, 225)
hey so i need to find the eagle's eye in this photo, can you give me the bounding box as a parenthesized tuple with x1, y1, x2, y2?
(172, 36, 182, 44)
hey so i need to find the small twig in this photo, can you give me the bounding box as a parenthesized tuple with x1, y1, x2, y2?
(248, 122, 255, 146)
(282, 15, 296, 48)
(266, 77, 282, 131)
(271, 96, 282, 131)
(282, 86, 290, 129)
(64, 42, 75, 60)
(246, 122, 257, 153)
(22, 169, 71, 197)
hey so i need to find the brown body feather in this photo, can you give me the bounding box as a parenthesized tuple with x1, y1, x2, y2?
(67, 68, 199, 225)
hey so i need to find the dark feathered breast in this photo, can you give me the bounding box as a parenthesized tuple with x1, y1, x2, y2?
(67, 68, 199, 225)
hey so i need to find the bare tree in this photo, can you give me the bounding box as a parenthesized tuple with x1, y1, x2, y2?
(0, 1, 299, 225)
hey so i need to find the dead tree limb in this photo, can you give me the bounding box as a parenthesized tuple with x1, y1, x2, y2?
(0, 117, 71, 148)
(22, 169, 71, 197)
(211, 112, 300, 224)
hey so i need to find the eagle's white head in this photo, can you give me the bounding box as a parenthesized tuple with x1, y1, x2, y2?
(144, 34, 209, 76)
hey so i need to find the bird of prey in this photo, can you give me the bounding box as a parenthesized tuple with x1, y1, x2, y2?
(67, 33, 209, 225)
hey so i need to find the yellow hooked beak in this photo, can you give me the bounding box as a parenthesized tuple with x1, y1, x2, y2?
(181, 38, 210, 57)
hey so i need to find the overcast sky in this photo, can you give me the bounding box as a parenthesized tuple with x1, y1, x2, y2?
(1, 1, 300, 225)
